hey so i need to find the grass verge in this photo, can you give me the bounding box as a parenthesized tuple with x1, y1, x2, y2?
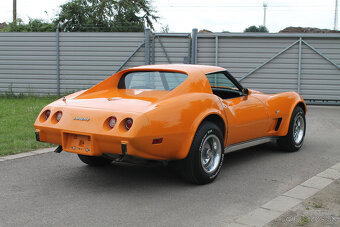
(0, 95, 58, 156)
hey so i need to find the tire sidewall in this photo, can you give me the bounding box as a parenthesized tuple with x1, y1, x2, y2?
(291, 111, 306, 148)
(194, 123, 224, 182)
(285, 107, 306, 151)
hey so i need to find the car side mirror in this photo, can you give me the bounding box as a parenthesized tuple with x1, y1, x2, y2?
(242, 88, 249, 96)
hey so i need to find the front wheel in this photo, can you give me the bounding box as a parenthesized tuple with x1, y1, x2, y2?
(278, 106, 306, 152)
(180, 121, 224, 185)
(78, 154, 112, 166)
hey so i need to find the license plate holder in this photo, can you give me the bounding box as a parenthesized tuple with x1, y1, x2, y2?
(63, 133, 93, 154)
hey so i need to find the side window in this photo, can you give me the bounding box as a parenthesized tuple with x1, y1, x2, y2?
(206, 72, 243, 99)
(206, 73, 238, 89)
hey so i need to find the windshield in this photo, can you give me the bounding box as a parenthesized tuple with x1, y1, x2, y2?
(118, 71, 187, 91)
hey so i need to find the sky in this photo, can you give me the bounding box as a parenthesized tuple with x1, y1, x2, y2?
(0, 0, 338, 32)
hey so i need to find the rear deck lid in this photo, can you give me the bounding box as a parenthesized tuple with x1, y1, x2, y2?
(67, 89, 169, 113)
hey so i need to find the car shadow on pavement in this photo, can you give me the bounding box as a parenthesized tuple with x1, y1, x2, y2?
(52, 142, 286, 191)
(222, 142, 284, 171)
(58, 158, 187, 191)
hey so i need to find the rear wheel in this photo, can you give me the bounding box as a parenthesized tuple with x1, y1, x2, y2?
(278, 106, 306, 152)
(78, 154, 112, 166)
(180, 121, 224, 185)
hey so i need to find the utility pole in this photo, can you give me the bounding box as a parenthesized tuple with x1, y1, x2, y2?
(335, 0, 338, 30)
(13, 0, 17, 25)
(263, 2, 268, 28)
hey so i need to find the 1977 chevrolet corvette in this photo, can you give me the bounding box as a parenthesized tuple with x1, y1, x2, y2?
(34, 64, 306, 184)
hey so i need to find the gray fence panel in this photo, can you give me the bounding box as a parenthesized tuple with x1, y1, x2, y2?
(197, 36, 299, 93)
(0, 32, 56, 94)
(59, 32, 144, 94)
(299, 38, 340, 101)
(197, 34, 340, 102)
(152, 34, 191, 64)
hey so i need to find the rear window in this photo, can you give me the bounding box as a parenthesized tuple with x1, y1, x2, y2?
(118, 71, 187, 91)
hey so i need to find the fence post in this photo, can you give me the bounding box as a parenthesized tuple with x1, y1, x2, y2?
(297, 37, 302, 93)
(215, 35, 219, 66)
(151, 33, 155, 64)
(56, 23, 60, 97)
(185, 34, 191, 64)
(144, 28, 151, 65)
(191, 28, 198, 64)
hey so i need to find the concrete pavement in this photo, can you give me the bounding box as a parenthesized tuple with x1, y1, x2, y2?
(265, 178, 340, 227)
(0, 105, 340, 226)
(229, 162, 340, 226)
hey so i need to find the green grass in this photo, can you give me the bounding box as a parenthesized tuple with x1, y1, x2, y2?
(0, 95, 58, 156)
(298, 216, 309, 226)
(312, 202, 323, 208)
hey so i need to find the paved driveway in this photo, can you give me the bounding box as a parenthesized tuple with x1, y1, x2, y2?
(1, 106, 339, 226)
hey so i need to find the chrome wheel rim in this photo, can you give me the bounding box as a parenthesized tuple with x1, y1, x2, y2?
(200, 134, 222, 174)
(293, 114, 305, 144)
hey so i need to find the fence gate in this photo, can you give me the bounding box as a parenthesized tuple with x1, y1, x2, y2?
(194, 32, 340, 105)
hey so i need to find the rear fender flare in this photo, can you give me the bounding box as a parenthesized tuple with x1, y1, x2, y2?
(180, 109, 227, 159)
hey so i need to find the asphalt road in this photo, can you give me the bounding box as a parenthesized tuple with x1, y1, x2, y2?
(1, 106, 339, 227)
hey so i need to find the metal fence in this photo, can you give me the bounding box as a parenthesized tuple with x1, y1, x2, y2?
(0, 32, 146, 95)
(193, 30, 340, 105)
(0, 29, 339, 104)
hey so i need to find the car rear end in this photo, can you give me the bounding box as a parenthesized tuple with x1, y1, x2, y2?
(34, 100, 163, 158)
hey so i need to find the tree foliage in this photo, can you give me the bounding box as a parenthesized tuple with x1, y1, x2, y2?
(0, 0, 158, 32)
(244, 25, 269, 33)
(0, 22, 8, 30)
(0, 19, 56, 32)
(55, 0, 158, 32)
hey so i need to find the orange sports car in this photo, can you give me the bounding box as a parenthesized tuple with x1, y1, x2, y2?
(34, 64, 306, 184)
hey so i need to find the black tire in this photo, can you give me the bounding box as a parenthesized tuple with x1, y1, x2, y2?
(78, 154, 112, 166)
(180, 121, 224, 185)
(278, 106, 306, 152)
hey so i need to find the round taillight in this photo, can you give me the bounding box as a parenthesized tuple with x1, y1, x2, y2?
(108, 116, 117, 129)
(56, 111, 63, 122)
(44, 110, 51, 120)
(125, 118, 133, 130)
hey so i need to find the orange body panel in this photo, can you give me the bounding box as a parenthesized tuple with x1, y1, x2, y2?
(34, 64, 306, 161)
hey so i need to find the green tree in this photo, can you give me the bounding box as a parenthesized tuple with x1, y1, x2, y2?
(244, 25, 269, 33)
(0, 18, 56, 32)
(55, 0, 158, 32)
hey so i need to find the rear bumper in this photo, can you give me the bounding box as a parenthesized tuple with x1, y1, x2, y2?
(34, 128, 187, 161)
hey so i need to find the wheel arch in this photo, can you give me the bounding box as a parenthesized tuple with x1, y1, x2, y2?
(278, 99, 307, 136)
(200, 114, 226, 140)
(296, 101, 307, 114)
(179, 111, 227, 160)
